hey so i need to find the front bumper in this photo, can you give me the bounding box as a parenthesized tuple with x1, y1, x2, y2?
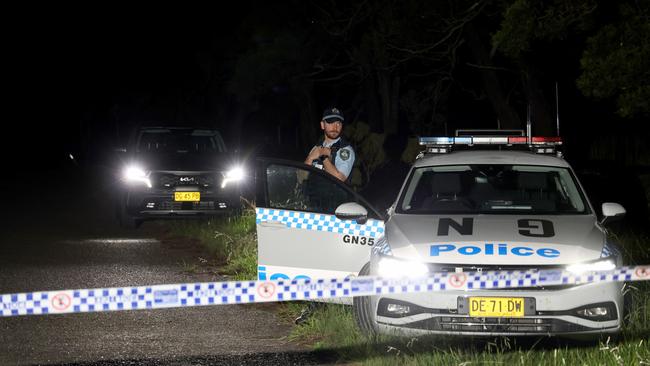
(124, 187, 241, 217)
(370, 281, 623, 337)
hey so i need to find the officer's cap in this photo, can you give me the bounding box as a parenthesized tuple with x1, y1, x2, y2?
(322, 107, 344, 123)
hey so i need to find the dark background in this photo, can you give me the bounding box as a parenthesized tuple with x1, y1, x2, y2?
(4, 2, 649, 228)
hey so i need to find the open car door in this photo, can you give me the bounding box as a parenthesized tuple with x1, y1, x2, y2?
(255, 158, 385, 286)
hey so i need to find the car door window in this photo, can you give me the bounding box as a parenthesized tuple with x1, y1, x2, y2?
(256, 159, 385, 286)
(266, 164, 355, 215)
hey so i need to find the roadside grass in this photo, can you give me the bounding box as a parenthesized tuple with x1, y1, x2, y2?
(165, 209, 258, 280)
(287, 229, 650, 365)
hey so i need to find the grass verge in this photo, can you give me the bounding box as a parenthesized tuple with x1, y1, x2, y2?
(165, 209, 258, 280)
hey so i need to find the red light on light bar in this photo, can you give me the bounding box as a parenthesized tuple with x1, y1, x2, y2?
(508, 137, 528, 144)
(531, 136, 562, 143)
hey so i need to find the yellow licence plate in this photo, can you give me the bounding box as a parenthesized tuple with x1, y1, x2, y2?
(469, 297, 524, 317)
(174, 192, 200, 202)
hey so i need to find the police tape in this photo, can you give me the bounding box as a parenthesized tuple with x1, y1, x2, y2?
(1, 265, 649, 317)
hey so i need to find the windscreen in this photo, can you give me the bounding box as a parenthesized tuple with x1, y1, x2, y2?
(398, 164, 588, 214)
(136, 129, 226, 153)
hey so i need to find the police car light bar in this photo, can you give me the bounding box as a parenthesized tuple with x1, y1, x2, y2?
(418, 133, 562, 156)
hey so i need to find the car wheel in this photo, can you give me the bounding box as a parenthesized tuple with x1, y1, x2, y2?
(353, 262, 376, 336)
(228, 206, 243, 218)
(117, 198, 142, 229)
(623, 283, 635, 328)
(120, 215, 142, 229)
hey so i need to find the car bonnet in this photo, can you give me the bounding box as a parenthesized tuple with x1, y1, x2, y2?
(383, 214, 605, 265)
(131, 152, 234, 172)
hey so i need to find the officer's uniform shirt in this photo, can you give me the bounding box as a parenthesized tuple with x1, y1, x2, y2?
(310, 137, 356, 179)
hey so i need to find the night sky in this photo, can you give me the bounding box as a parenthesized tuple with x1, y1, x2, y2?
(8, 8, 243, 168)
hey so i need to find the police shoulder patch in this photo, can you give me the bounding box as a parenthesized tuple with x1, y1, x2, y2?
(340, 148, 350, 161)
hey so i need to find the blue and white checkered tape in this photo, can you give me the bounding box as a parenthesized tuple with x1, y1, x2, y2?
(1, 265, 648, 317)
(256, 208, 384, 238)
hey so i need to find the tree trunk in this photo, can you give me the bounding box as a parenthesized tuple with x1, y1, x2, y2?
(361, 75, 382, 131)
(466, 24, 521, 130)
(377, 71, 391, 134)
(377, 70, 400, 135)
(390, 75, 401, 135)
(292, 80, 318, 151)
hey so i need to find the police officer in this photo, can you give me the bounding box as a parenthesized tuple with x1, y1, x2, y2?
(304, 107, 356, 182)
(295, 107, 356, 325)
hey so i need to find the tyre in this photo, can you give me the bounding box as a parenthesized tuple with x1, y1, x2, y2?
(228, 206, 243, 218)
(119, 214, 142, 229)
(353, 262, 377, 336)
(117, 196, 142, 229)
(622, 282, 634, 328)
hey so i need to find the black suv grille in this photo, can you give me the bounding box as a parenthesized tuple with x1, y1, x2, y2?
(155, 173, 217, 188)
(158, 201, 217, 210)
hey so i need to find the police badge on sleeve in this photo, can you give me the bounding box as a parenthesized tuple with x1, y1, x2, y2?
(340, 148, 350, 161)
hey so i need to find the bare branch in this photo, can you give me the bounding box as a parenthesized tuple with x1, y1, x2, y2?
(385, 1, 486, 56)
(465, 63, 517, 73)
(309, 70, 360, 83)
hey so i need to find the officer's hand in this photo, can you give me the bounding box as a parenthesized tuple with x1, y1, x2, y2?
(319, 147, 331, 160)
(307, 147, 322, 161)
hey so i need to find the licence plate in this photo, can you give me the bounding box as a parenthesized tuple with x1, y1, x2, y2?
(469, 297, 524, 317)
(174, 192, 200, 202)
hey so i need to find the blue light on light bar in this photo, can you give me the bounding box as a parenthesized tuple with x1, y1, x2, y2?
(419, 137, 454, 145)
(453, 137, 472, 144)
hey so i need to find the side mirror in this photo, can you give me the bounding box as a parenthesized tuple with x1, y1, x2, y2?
(601, 202, 626, 225)
(335, 202, 368, 224)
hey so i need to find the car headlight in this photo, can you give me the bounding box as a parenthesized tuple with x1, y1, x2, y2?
(377, 256, 429, 278)
(566, 258, 616, 275)
(373, 236, 428, 278)
(221, 166, 245, 188)
(566, 239, 621, 275)
(123, 165, 151, 188)
(372, 235, 429, 277)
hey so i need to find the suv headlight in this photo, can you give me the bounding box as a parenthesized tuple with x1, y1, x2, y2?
(123, 165, 151, 188)
(221, 166, 244, 188)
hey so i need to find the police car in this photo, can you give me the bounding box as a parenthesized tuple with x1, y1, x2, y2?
(254, 130, 628, 337)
